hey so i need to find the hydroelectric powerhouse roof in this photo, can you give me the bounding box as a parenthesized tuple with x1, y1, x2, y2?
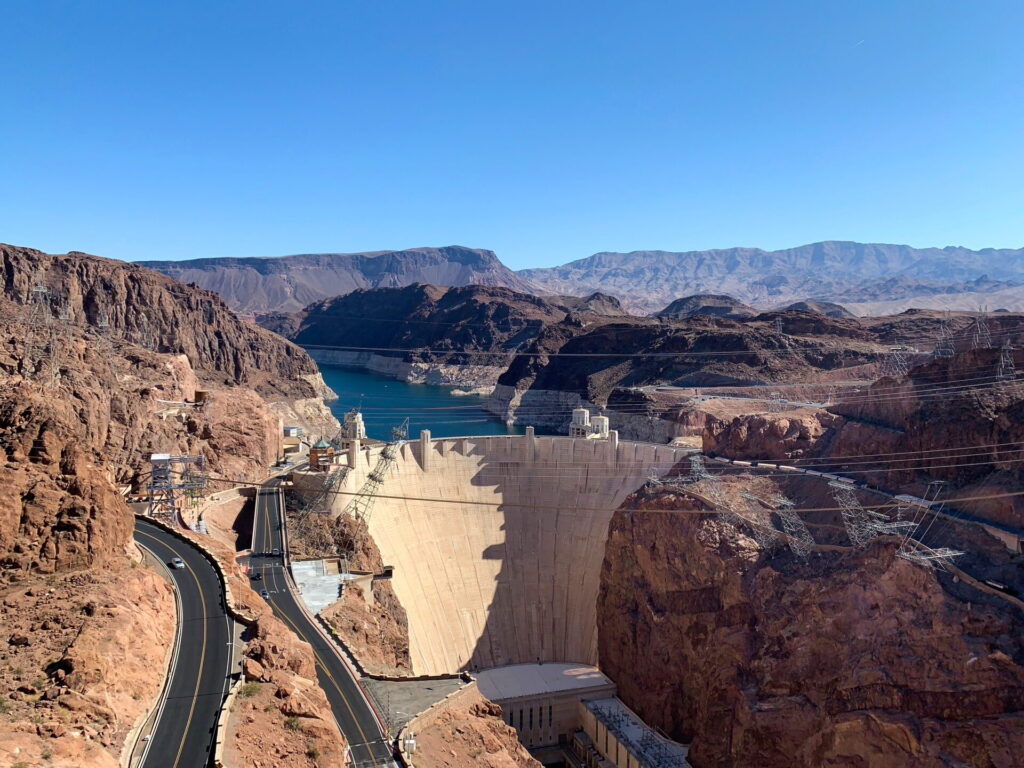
(475, 663, 614, 702)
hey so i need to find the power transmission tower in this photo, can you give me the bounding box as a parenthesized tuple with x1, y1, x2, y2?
(933, 320, 955, 359)
(773, 316, 784, 335)
(896, 541, 963, 569)
(971, 317, 992, 349)
(830, 480, 875, 548)
(343, 417, 409, 522)
(768, 391, 784, 412)
(746, 493, 814, 560)
(684, 454, 710, 482)
(998, 339, 1017, 384)
(881, 346, 910, 379)
(21, 280, 74, 388)
(645, 465, 665, 488)
(147, 453, 207, 525)
(896, 483, 962, 569)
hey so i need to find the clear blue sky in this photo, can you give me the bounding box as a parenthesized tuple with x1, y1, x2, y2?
(2, 1, 1022, 269)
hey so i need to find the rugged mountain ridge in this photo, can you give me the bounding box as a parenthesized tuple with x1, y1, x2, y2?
(140, 246, 540, 314)
(261, 283, 578, 390)
(487, 309, 890, 437)
(143, 240, 1024, 317)
(520, 241, 1024, 314)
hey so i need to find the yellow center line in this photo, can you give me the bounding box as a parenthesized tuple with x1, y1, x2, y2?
(136, 528, 209, 768)
(267, 594, 380, 763)
(255, 488, 381, 765)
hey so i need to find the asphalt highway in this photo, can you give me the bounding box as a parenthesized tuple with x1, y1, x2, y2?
(133, 519, 234, 768)
(250, 481, 395, 767)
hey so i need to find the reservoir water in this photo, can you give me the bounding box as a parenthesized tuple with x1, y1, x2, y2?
(318, 364, 525, 440)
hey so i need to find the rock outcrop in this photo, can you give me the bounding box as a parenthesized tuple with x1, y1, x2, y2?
(260, 283, 571, 391)
(0, 564, 175, 768)
(598, 486, 1024, 768)
(1, 244, 332, 402)
(488, 311, 888, 435)
(703, 343, 1024, 530)
(703, 407, 844, 461)
(0, 244, 343, 765)
(287, 504, 412, 676)
(409, 686, 541, 768)
(655, 293, 756, 319)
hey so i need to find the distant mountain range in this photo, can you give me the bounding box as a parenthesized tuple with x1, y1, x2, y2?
(139, 246, 538, 314)
(519, 241, 1024, 314)
(140, 241, 1024, 316)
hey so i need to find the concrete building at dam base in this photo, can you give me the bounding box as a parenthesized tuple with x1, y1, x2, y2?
(289, 427, 695, 766)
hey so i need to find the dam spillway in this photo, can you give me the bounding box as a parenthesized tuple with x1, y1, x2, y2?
(323, 431, 694, 675)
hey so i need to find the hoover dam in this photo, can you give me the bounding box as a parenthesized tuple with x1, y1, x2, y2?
(317, 429, 692, 676)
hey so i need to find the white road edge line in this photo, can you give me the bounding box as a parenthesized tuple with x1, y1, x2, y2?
(135, 538, 184, 768)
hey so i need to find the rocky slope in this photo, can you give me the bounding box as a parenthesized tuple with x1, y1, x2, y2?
(488, 309, 889, 434)
(781, 299, 855, 319)
(286, 500, 411, 676)
(655, 293, 756, 319)
(520, 241, 1024, 314)
(0, 563, 175, 768)
(0, 244, 342, 765)
(598, 485, 1024, 768)
(140, 246, 541, 314)
(261, 284, 575, 391)
(408, 686, 540, 768)
(703, 331, 1024, 531)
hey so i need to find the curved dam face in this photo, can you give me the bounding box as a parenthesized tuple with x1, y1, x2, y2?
(332, 433, 693, 675)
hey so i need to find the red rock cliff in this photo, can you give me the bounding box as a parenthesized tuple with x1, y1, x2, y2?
(598, 487, 1024, 768)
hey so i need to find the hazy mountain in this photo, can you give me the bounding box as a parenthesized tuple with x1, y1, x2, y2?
(780, 300, 855, 319)
(519, 241, 1024, 314)
(547, 291, 627, 316)
(655, 294, 756, 319)
(142, 241, 1024, 317)
(139, 246, 541, 314)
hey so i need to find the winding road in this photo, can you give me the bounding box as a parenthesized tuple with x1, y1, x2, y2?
(249, 481, 395, 767)
(132, 519, 235, 768)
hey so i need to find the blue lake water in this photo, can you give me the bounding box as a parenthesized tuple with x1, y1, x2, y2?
(318, 364, 525, 440)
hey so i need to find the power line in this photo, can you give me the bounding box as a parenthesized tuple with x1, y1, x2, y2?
(203, 471, 1024, 517)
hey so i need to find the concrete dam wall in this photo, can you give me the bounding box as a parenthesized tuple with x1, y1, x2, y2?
(329, 433, 694, 675)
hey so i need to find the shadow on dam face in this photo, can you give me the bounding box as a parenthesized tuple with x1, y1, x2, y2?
(334, 434, 694, 675)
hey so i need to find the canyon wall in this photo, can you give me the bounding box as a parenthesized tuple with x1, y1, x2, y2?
(0, 245, 342, 765)
(598, 487, 1024, 768)
(703, 347, 1024, 529)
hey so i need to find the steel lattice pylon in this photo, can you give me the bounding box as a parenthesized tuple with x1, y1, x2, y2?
(933, 320, 955, 359)
(770, 494, 815, 560)
(737, 492, 782, 550)
(881, 346, 910, 379)
(147, 454, 207, 522)
(21, 280, 71, 387)
(971, 317, 992, 349)
(830, 480, 876, 548)
(896, 541, 963, 570)
(343, 418, 409, 522)
(998, 339, 1017, 383)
